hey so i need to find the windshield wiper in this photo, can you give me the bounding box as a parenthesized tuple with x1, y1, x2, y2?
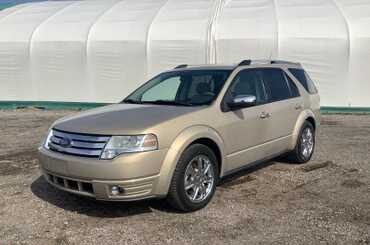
(141, 100, 194, 106)
(122, 99, 142, 104)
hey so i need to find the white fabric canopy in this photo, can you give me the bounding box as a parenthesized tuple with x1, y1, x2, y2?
(0, 0, 369, 107)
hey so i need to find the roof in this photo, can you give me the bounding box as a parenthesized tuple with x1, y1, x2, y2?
(171, 60, 302, 71)
(173, 64, 236, 71)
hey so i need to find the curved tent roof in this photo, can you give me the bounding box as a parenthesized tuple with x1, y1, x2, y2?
(0, 0, 369, 107)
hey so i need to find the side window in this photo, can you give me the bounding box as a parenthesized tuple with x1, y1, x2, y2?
(288, 68, 318, 94)
(284, 72, 300, 98)
(141, 77, 181, 101)
(187, 75, 214, 99)
(260, 68, 291, 102)
(228, 69, 268, 104)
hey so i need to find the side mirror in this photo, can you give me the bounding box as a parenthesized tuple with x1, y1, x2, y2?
(227, 95, 257, 111)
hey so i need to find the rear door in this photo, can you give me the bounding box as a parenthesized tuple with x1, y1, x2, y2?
(288, 68, 321, 118)
(259, 68, 303, 152)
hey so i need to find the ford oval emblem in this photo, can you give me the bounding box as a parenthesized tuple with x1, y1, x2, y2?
(59, 138, 71, 148)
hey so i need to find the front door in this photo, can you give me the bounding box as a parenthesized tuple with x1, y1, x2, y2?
(218, 68, 271, 172)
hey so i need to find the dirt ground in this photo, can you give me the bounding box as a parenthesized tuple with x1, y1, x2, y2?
(0, 109, 369, 245)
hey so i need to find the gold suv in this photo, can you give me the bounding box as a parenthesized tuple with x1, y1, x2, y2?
(38, 60, 320, 211)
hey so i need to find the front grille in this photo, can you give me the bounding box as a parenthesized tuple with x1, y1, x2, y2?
(48, 129, 110, 158)
(46, 173, 94, 196)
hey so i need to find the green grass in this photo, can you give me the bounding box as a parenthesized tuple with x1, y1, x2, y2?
(0, 101, 369, 114)
(0, 101, 110, 110)
(320, 106, 370, 115)
(0, 3, 15, 10)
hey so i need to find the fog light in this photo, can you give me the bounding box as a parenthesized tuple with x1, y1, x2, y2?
(110, 185, 123, 196)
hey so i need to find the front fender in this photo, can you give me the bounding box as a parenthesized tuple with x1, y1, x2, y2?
(288, 109, 318, 150)
(154, 125, 225, 196)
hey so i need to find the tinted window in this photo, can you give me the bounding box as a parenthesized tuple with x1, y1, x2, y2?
(124, 70, 231, 106)
(228, 69, 268, 104)
(288, 68, 318, 94)
(260, 68, 291, 102)
(284, 73, 300, 97)
(186, 73, 227, 104)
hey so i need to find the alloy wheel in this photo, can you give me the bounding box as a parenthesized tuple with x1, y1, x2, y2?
(301, 127, 314, 158)
(184, 155, 215, 203)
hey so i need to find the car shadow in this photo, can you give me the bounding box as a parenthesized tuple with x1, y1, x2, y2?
(31, 158, 290, 217)
(218, 157, 291, 186)
(30, 176, 176, 218)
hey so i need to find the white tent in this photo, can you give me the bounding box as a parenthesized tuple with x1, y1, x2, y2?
(0, 0, 369, 108)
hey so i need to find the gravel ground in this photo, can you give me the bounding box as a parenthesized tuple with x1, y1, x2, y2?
(0, 109, 369, 245)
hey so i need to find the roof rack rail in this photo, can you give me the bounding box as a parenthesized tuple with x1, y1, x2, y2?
(248, 59, 271, 65)
(270, 60, 300, 66)
(237, 60, 252, 66)
(174, 64, 188, 69)
(237, 59, 300, 67)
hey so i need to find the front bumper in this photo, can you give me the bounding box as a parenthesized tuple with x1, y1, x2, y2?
(38, 147, 168, 201)
(41, 168, 160, 201)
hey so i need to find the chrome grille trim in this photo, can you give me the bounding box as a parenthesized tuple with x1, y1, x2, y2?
(50, 136, 106, 149)
(53, 130, 110, 142)
(49, 143, 103, 157)
(48, 129, 110, 158)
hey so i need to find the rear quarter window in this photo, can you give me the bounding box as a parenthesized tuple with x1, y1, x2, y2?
(284, 72, 300, 98)
(288, 68, 318, 94)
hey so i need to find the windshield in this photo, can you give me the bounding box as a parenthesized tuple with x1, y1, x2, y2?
(123, 69, 232, 106)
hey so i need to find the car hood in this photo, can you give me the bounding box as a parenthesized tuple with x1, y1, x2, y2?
(53, 103, 201, 135)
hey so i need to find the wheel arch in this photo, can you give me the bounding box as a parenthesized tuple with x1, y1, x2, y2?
(289, 110, 317, 150)
(305, 116, 316, 130)
(190, 137, 222, 176)
(154, 125, 226, 196)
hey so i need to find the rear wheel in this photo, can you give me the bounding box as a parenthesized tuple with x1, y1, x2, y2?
(166, 144, 218, 212)
(288, 121, 315, 163)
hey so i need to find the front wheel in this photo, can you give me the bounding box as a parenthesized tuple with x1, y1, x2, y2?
(166, 144, 218, 212)
(287, 121, 315, 163)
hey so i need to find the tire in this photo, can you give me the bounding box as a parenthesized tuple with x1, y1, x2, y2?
(166, 144, 219, 212)
(287, 120, 315, 164)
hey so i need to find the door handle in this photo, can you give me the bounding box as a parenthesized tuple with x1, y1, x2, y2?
(260, 112, 271, 119)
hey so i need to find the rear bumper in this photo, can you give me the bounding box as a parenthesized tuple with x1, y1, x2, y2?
(38, 146, 168, 201)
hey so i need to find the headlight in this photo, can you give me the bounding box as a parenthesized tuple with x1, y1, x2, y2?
(100, 134, 158, 160)
(43, 129, 53, 149)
